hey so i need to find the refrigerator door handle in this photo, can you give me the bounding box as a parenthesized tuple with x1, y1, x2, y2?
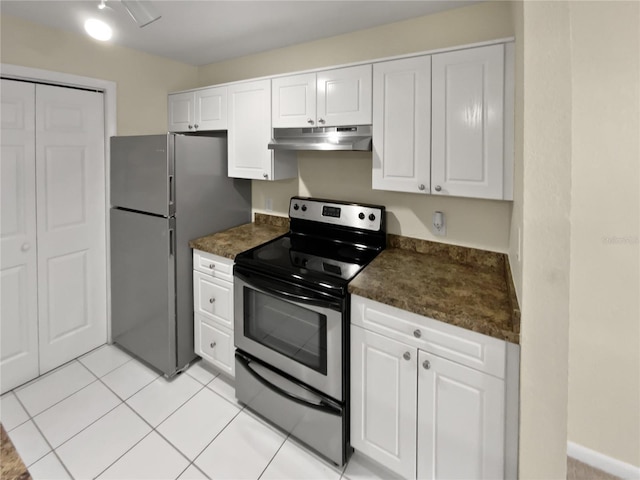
(169, 228, 175, 257)
(169, 175, 175, 208)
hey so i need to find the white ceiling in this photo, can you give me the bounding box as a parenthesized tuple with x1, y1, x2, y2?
(0, 0, 479, 66)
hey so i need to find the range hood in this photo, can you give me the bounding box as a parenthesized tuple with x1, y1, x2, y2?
(268, 125, 372, 152)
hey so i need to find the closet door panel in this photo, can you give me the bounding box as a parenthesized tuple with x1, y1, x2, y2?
(0, 80, 39, 394)
(35, 84, 107, 374)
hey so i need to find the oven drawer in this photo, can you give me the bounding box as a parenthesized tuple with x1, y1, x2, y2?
(235, 352, 346, 466)
(351, 295, 507, 378)
(194, 271, 233, 328)
(193, 250, 233, 282)
(195, 314, 234, 377)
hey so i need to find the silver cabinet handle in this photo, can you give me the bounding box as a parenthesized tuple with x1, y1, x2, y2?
(188, 125, 193, 129)
(209, 297, 215, 303)
(418, 184, 425, 191)
(434, 185, 442, 192)
(423, 360, 431, 370)
(194, 124, 199, 129)
(263, 173, 269, 179)
(413, 329, 422, 338)
(318, 118, 325, 124)
(403, 352, 411, 361)
(209, 264, 215, 269)
(21, 242, 30, 252)
(210, 342, 216, 348)
(307, 118, 314, 125)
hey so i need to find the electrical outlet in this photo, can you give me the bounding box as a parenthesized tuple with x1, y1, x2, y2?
(265, 198, 273, 211)
(433, 211, 446, 236)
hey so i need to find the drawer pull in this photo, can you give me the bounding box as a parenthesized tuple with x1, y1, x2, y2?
(413, 329, 422, 338)
(403, 352, 411, 361)
(423, 360, 431, 370)
(210, 342, 217, 348)
(209, 297, 215, 303)
(209, 264, 215, 269)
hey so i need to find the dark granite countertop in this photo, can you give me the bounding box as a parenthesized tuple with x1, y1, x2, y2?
(1, 424, 31, 480)
(349, 234, 521, 344)
(190, 217, 520, 344)
(189, 213, 289, 260)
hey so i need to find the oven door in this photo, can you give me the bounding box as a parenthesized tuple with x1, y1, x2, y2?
(234, 267, 344, 401)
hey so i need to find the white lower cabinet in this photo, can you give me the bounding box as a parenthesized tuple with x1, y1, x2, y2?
(193, 250, 235, 377)
(351, 295, 509, 480)
(351, 325, 418, 479)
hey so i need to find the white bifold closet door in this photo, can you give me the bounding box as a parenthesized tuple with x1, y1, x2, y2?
(1, 79, 107, 393)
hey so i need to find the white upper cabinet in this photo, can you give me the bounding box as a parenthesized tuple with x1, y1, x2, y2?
(228, 79, 297, 181)
(272, 73, 317, 128)
(372, 42, 513, 201)
(272, 65, 372, 128)
(431, 44, 507, 200)
(372, 56, 431, 194)
(168, 87, 227, 132)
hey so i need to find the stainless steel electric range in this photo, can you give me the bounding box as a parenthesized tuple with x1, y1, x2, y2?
(233, 197, 386, 466)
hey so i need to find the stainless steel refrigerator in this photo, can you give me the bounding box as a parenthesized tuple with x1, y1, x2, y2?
(110, 134, 251, 376)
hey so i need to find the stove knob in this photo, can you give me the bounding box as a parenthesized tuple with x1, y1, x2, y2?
(293, 203, 299, 210)
(358, 212, 365, 220)
(301, 205, 307, 212)
(369, 213, 376, 221)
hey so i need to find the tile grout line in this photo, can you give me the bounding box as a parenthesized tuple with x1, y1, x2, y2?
(256, 432, 292, 480)
(90, 373, 210, 478)
(10, 383, 76, 479)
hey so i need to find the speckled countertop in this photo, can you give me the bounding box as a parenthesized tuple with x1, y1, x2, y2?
(349, 234, 521, 344)
(1, 424, 31, 480)
(190, 216, 520, 344)
(189, 213, 289, 259)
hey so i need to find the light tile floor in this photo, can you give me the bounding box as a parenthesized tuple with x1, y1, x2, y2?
(1, 344, 395, 480)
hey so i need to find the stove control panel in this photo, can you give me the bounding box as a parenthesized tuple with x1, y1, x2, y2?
(289, 197, 384, 232)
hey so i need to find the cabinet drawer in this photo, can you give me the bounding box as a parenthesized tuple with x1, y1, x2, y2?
(351, 295, 506, 378)
(193, 249, 233, 281)
(195, 314, 234, 377)
(194, 271, 233, 328)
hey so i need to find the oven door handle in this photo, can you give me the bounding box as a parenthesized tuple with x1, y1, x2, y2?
(236, 353, 341, 415)
(235, 270, 341, 311)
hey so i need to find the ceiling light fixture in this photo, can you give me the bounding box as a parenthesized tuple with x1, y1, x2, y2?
(84, 18, 113, 41)
(121, 0, 162, 28)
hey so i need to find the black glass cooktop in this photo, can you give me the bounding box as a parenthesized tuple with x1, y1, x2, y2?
(234, 233, 382, 292)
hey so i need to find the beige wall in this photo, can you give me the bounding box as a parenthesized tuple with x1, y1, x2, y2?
(568, 1, 640, 467)
(200, 1, 515, 252)
(509, 1, 524, 303)
(0, 15, 198, 135)
(516, 0, 640, 474)
(518, 1, 573, 477)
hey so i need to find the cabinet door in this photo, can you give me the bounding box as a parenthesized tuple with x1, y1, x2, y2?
(431, 44, 505, 199)
(196, 87, 227, 130)
(417, 351, 505, 480)
(195, 314, 234, 377)
(228, 79, 273, 180)
(317, 65, 372, 127)
(372, 56, 431, 194)
(168, 92, 195, 132)
(351, 325, 417, 480)
(0, 80, 39, 394)
(193, 271, 233, 328)
(272, 73, 316, 128)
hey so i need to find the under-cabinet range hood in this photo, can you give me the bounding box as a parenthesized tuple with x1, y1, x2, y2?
(268, 125, 372, 152)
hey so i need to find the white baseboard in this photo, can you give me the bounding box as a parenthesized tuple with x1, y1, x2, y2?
(567, 441, 640, 479)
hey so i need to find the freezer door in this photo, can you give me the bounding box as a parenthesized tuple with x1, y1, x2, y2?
(110, 208, 177, 376)
(110, 135, 174, 216)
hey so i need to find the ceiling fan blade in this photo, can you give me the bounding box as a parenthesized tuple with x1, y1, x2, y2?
(121, 0, 161, 28)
